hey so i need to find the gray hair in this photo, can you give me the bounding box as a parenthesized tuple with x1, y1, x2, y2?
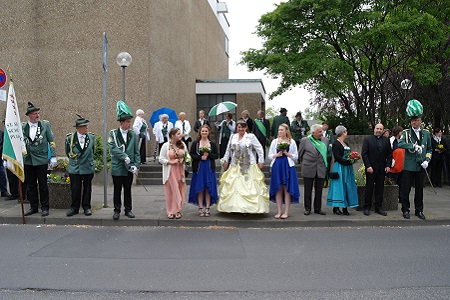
(159, 114, 169, 120)
(335, 125, 347, 137)
(136, 109, 144, 116)
(310, 124, 322, 133)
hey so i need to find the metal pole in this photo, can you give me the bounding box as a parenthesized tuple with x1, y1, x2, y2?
(122, 66, 126, 102)
(102, 32, 108, 208)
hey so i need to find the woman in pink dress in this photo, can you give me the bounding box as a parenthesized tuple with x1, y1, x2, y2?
(159, 128, 189, 219)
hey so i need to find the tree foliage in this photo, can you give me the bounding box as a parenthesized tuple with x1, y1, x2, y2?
(242, 0, 450, 132)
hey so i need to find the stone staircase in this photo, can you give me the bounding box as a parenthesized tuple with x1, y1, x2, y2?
(138, 158, 303, 186)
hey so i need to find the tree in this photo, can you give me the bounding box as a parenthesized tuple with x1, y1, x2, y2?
(241, 0, 450, 130)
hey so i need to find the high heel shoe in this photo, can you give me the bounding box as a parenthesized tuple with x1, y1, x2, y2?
(333, 207, 343, 215)
(342, 208, 349, 215)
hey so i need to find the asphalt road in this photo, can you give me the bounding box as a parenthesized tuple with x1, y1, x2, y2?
(0, 224, 449, 299)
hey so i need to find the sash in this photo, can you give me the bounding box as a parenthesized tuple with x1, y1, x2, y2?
(254, 119, 267, 137)
(308, 134, 328, 167)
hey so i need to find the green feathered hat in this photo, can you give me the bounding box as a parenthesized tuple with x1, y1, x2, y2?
(406, 99, 423, 119)
(116, 100, 133, 121)
(25, 102, 40, 115)
(74, 114, 90, 127)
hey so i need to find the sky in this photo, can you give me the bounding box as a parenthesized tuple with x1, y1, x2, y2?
(225, 0, 312, 118)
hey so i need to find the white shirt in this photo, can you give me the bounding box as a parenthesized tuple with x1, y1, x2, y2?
(413, 128, 421, 139)
(120, 129, 128, 143)
(28, 121, 38, 140)
(78, 134, 86, 148)
(175, 120, 191, 140)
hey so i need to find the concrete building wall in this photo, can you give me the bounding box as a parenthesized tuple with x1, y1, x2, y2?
(0, 0, 228, 155)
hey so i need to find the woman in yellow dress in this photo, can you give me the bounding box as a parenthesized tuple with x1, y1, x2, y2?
(218, 120, 269, 214)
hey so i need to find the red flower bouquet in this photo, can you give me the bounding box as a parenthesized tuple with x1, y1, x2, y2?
(346, 151, 361, 164)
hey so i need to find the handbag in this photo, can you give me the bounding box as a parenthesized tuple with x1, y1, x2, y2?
(329, 172, 339, 179)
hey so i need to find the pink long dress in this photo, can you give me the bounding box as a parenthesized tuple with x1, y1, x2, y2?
(164, 148, 187, 215)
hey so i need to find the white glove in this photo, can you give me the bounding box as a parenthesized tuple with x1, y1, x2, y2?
(130, 166, 138, 174)
(50, 157, 57, 168)
(414, 144, 423, 154)
(391, 159, 395, 168)
(3, 160, 7, 168)
(421, 161, 429, 169)
(124, 156, 131, 164)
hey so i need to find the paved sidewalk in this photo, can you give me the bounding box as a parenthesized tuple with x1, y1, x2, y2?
(1, 181, 449, 228)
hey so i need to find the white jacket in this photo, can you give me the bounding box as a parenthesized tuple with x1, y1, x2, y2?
(174, 120, 191, 140)
(153, 121, 173, 143)
(268, 139, 298, 167)
(221, 133, 264, 165)
(158, 141, 187, 184)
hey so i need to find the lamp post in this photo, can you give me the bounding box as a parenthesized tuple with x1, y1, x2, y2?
(116, 52, 132, 102)
(400, 78, 412, 122)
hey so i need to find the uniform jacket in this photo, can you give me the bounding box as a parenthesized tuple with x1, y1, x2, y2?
(290, 119, 310, 143)
(361, 135, 393, 173)
(398, 128, 432, 172)
(323, 129, 334, 157)
(22, 120, 56, 166)
(108, 128, 140, 176)
(271, 115, 290, 137)
(298, 136, 329, 178)
(65, 132, 95, 175)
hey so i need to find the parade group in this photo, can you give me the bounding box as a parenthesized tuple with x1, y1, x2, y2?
(3, 98, 448, 221)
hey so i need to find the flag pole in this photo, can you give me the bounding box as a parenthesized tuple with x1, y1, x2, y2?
(19, 180, 25, 224)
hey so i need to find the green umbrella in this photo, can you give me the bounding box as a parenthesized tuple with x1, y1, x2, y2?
(208, 101, 237, 116)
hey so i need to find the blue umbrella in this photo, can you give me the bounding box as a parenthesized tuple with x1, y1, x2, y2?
(149, 107, 177, 127)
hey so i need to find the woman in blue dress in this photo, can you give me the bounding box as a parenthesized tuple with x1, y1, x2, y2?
(326, 125, 359, 215)
(188, 125, 219, 217)
(268, 124, 300, 219)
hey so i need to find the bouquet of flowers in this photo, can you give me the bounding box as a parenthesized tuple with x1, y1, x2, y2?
(199, 146, 211, 154)
(182, 151, 192, 166)
(346, 151, 361, 164)
(436, 144, 445, 152)
(277, 142, 290, 151)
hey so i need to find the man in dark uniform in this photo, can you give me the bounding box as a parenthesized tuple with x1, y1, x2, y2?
(65, 115, 95, 216)
(361, 123, 393, 216)
(108, 100, 140, 220)
(22, 102, 57, 217)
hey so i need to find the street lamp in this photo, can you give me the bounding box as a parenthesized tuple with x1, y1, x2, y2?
(400, 78, 412, 121)
(116, 52, 132, 102)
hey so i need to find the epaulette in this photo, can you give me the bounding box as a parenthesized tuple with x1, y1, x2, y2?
(422, 129, 430, 133)
(42, 120, 50, 123)
(66, 132, 73, 137)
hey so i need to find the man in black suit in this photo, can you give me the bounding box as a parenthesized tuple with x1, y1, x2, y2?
(240, 110, 253, 133)
(193, 110, 210, 133)
(252, 110, 270, 160)
(361, 123, 392, 216)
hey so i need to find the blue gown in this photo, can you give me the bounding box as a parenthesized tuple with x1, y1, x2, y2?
(269, 154, 300, 204)
(326, 147, 358, 208)
(188, 159, 218, 206)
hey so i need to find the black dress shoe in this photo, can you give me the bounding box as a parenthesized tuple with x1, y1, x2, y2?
(24, 209, 38, 216)
(125, 211, 135, 218)
(113, 212, 120, 220)
(403, 211, 410, 219)
(1, 192, 12, 197)
(304, 210, 311, 215)
(5, 195, 18, 201)
(342, 208, 349, 216)
(314, 210, 326, 215)
(84, 209, 92, 216)
(363, 209, 370, 216)
(66, 209, 79, 217)
(333, 207, 343, 215)
(375, 209, 387, 216)
(41, 209, 49, 217)
(415, 211, 426, 220)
